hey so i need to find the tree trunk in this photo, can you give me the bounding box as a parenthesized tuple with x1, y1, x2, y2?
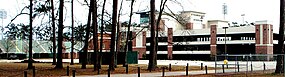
(99, 0, 107, 69)
(51, 0, 56, 65)
(155, 0, 167, 64)
(28, 0, 33, 69)
(109, 0, 118, 71)
(115, 0, 124, 68)
(82, 0, 93, 69)
(70, 0, 75, 65)
(123, 0, 135, 67)
(148, 0, 157, 71)
(55, 0, 64, 69)
(92, 0, 99, 70)
(275, 0, 285, 73)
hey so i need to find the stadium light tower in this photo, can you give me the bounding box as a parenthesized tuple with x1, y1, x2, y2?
(222, 3, 228, 20)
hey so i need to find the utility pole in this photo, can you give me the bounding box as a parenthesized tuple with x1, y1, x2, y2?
(222, 27, 228, 59)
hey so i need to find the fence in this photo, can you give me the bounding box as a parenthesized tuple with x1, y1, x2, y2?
(214, 54, 281, 75)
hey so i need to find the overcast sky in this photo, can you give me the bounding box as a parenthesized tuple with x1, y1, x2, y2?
(0, 0, 280, 33)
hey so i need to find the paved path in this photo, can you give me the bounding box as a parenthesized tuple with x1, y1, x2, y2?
(62, 68, 274, 77)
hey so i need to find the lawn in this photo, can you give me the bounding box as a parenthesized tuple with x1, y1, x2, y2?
(0, 62, 214, 77)
(0, 62, 282, 77)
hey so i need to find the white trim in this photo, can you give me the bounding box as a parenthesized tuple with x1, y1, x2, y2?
(167, 46, 173, 47)
(255, 20, 273, 25)
(132, 47, 146, 48)
(255, 44, 273, 46)
(146, 51, 210, 54)
(210, 45, 217, 46)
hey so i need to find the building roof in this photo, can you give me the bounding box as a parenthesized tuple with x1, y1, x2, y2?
(180, 11, 206, 14)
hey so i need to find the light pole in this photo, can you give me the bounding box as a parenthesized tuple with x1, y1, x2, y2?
(223, 27, 228, 59)
(241, 14, 245, 24)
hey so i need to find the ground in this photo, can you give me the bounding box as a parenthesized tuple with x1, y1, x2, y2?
(0, 62, 282, 77)
(167, 70, 283, 77)
(0, 62, 213, 77)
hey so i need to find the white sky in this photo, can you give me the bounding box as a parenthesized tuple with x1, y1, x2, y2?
(0, 0, 281, 33)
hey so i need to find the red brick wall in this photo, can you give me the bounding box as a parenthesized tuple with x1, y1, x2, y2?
(142, 31, 146, 46)
(263, 25, 268, 44)
(137, 31, 147, 59)
(255, 24, 273, 54)
(133, 47, 146, 59)
(256, 46, 273, 54)
(210, 25, 217, 56)
(255, 25, 260, 44)
(132, 32, 136, 47)
(270, 25, 273, 44)
(167, 28, 173, 59)
(186, 23, 193, 30)
(158, 20, 165, 31)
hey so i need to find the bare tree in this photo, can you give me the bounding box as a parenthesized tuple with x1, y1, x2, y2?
(115, 0, 124, 67)
(148, 0, 156, 71)
(109, 0, 118, 71)
(92, 0, 99, 70)
(70, 0, 75, 65)
(275, 0, 285, 73)
(99, 0, 107, 69)
(50, 0, 57, 65)
(55, 0, 64, 69)
(82, 0, 94, 69)
(123, 0, 135, 67)
(147, 0, 167, 71)
(164, 5, 188, 26)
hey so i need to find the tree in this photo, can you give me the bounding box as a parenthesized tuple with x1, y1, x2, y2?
(99, 0, 107, 69)
(275, 0, 285, 73)
(4, 23, 19, 40)
(28, 0, 34, 69)
(50, 0, 57, 65)
(109, 0, 118, 71)
(92, 0, 99, 70)
(115, 0, 124, 67)
(55, 0, 64, 69)
(146, 0, 167, 71)
(148, 0, 156, 71)
(70, 0, 75, 65)
(1, 37, 14, 59)
(123, 0, 135, 67)
(82, 0, 94, 69)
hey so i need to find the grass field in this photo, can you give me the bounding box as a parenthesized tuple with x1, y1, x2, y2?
(0, 62, 282, 77)
(0, 62, 216, 77)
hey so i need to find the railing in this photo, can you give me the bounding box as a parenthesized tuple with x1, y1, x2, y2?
(215, 54, 281, 75)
